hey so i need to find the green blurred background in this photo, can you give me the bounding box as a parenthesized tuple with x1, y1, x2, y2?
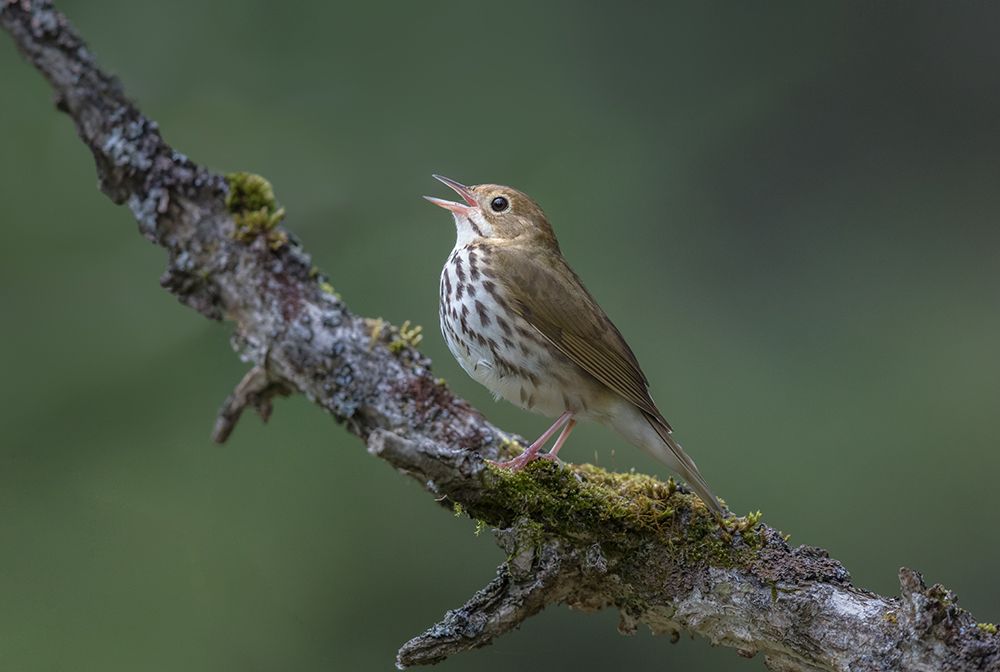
(2, 2, 998, 670)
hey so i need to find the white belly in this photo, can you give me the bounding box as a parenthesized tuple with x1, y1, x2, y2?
(439, 244, 581, 419)
(440, 244, 606, 419)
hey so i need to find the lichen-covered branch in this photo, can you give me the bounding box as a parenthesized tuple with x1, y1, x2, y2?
(3, 2, 997, 670)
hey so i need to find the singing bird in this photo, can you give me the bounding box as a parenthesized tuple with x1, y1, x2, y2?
(425, 175, 725, 519)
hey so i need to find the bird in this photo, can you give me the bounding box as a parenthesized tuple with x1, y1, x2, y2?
(424, 175, 726, 519)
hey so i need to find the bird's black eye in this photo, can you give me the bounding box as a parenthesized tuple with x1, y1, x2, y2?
(490, 196, 509, 213)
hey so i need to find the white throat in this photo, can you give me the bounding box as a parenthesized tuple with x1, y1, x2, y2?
(451, 211, 492, 247)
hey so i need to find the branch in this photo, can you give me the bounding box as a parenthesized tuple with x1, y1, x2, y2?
(3, 2, 997, 670)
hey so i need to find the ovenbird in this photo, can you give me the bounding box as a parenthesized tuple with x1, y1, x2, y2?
(425, 175, 725, 518)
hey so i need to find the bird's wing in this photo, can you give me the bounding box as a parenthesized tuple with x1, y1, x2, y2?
(492, 243, 671, 430)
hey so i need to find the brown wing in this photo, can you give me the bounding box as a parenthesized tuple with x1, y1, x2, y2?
(492, 244, 671, 431)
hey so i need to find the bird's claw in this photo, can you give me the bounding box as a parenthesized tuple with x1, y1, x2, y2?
(488, 449, 561, 471)
(487, 453, 535, 471)
(490, 444, 561, 470)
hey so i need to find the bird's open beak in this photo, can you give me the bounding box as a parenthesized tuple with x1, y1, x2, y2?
(424, 174, 477, 214)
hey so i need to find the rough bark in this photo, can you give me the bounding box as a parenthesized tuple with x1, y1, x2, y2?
(3, 2, 997, 670)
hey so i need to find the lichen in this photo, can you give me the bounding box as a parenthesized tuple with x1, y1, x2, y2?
(225, 172, 287, 249)
(978, 622, 998, 635)
(471, 460, 764, 569)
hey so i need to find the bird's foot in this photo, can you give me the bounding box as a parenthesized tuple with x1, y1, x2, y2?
(488, 433, 553, 470)
(489, 412, 573, 471)
(490, 447, 563, 470)
(488, 449, 540, 471)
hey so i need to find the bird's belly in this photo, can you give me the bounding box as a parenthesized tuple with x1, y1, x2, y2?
(439, 250, 601, 420)
(441, 319, 571, 418)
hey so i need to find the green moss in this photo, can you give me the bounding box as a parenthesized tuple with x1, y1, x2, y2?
(225, 172, 287, 248)
(388, 320, 423, 353)
(926, 584, 953, 606)
(366, 318, 386, 351)
(978, 622, 998, 635)
(511, 517, 545, 548)
(496, 434, 524, 456)
(225, 171, 275, 213)
(473, 460, 763, 569)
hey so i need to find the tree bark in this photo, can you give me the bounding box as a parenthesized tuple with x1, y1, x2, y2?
(3, 2, 997, 670)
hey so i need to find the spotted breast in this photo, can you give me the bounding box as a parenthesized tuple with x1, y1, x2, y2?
(439, 242, 590, 419)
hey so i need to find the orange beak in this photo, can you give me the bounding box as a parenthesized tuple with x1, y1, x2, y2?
(424, 174, 477, 214)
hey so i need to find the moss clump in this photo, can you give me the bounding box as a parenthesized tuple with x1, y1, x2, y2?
(225, 172, 287, 249)
(366, 317, 386, 351)
(477, 460, 763, 568)
(496, 434, 522, 454)
(388, 320, 424, 353)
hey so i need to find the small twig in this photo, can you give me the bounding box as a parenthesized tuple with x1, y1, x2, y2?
(212, 365, 292, 443)
(397, 536, 568, 669)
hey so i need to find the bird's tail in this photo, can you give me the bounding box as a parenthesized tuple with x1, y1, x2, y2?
(643, 414, 726, 519)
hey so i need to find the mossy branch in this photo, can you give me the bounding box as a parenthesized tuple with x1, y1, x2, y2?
(3, 2, 997, 671)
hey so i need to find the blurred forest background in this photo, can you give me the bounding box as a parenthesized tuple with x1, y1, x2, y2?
(2, 2, 998, 670)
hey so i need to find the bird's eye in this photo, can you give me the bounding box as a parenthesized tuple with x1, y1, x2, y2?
(490, 196, 510, 213)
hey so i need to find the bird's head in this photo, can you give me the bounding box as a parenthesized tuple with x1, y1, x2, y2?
(425, 175, 557, 249)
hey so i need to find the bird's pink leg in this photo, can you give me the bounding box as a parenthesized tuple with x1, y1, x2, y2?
(540, 418, 576, 462)
(491, 411, 573, 471)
